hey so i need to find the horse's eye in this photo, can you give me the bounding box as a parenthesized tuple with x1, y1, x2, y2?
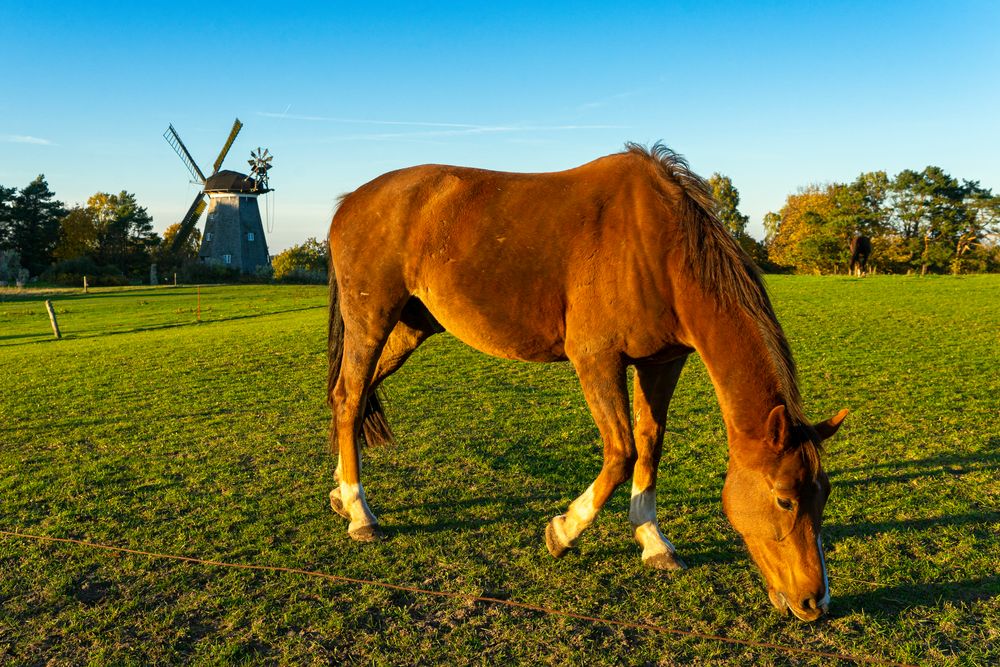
(776, 497, 795, 511)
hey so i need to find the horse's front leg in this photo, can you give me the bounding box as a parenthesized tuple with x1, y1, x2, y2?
(630, 358, 688, 570)
(546, 353, 636, 557)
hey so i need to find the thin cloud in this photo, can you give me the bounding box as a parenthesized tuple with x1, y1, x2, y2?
(1, 134, 54, 145)
(576, 87, 652, 112)
(257, 111, 627, 140)
(257, 111, 482, 129)
(333, 127, 510, 141)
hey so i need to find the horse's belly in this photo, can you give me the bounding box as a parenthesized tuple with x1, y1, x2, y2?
(417, 288, 567, 363)
(446, 323, 567, 363)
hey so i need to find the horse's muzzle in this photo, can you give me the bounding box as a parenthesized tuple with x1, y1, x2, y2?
(769, 588, 828, 622)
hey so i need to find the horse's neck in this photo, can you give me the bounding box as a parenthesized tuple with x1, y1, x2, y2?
(685, 303, 787, 441)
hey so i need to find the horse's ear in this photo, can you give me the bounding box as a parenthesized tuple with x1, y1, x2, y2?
(814, 409, 849, 442)
(765, 405, 790, 451)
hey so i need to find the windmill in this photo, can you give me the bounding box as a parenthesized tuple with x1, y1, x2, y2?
(163, 119, 273, 273)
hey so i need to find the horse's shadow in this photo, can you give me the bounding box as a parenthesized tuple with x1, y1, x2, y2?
(829, 444, 1000, 489)
(379, 430, 591, 536)
(385, 493, 563, 536)
(380, 427, 741, 566)
(835, 576, 999, 615)
(825, 440, 1000, 614)
(385, 431, 1000, 615)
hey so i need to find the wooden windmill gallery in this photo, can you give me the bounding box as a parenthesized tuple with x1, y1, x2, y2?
(163, 119, 274, 274)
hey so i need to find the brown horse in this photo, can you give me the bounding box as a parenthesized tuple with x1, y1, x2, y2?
(326, 143, 848, 622)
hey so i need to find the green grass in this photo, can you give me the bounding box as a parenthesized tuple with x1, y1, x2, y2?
(1, 276, 998, 665)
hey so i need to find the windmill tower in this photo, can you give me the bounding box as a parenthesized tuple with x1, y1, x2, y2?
(163, 119, 274, 274)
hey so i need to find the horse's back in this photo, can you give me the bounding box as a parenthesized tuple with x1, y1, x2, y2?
(328, 154, 687, 362)
(330, 153, 664, 274)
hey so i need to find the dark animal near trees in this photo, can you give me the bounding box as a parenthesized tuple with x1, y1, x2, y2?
(850, 235, 872, 276)
(326, 144, 848, 621)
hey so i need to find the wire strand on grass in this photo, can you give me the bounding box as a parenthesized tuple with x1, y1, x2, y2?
(1, 529, 914, 667)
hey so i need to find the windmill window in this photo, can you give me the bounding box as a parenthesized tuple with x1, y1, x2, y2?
(206, 232, 213, 241)
(223, 254, 232, 265)
(247, 232, 255, 241)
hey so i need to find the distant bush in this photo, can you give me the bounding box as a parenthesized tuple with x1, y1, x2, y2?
(0, 249, 23, 285)
(42, 257, 127, 286)
(254, 264, 274, 281)
(272, 238, 328, 284)
(275, 266, 326, 284)
(178, 260, 241, 284)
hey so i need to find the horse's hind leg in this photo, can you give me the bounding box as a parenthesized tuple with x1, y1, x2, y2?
(630, 358, 687, 570)
(330, 300, 440, 526)
(331, 325, 389, 541)
(546, 353, 636, 557)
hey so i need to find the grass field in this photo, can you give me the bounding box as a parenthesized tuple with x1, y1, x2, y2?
(1, 276, 998, 665)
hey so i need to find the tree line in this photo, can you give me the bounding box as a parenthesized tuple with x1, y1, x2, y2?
(0, 175, 205, 286)
(0, 173, 308, 286)
(3, 165, 998, 287)
(756, 166, 1000, 274)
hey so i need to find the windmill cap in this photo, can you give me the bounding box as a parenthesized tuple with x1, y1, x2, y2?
(204, 169, 269, 193)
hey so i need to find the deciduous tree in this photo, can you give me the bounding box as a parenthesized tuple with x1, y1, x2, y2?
(708, 173, 749, 237)
(888, 167, 999, 274)
(272, 237, 328, 283)
(766, 186, 838, 272)
(708, 173, 767, 265)
(53, 206, 100, 262)
(161, 222, 201, 261)
(87, 191, 160, 273)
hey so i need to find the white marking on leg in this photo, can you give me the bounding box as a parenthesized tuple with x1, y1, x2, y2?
(628, 481, 656, 525)
(629, 482, 675, 559)
(339, 481, 377, 533)
(557, 483, 598, 546)
(330, 461, 345, 510)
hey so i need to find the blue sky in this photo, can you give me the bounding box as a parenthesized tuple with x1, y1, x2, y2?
(2, 1, 997, 250)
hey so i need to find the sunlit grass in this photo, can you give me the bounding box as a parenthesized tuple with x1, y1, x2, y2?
(1, 276, 997, 664)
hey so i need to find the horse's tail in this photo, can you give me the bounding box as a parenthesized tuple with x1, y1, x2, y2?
(327, 256, 395, 448)
(326, 260, 344, 412)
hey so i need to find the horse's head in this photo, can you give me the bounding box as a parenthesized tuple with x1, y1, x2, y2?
(722, 405, 848, 621)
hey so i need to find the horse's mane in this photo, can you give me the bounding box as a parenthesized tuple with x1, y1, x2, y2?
(625, 143, 817, 460)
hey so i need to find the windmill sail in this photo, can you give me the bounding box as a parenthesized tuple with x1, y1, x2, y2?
(212, 118, 243, 175)
(164, 125, 206, 184)
(170, 192, 207, 253)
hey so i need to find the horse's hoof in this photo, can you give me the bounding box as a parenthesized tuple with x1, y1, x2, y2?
(545, 518, 570, 558)
(348, 524, 385, 542)
(644, 551, 687, 571)
(329, 489, 350, 519)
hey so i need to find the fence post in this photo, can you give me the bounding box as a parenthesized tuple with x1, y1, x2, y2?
(197, 285, 201, 322)
(45, 300, 62, 339)
(83, 275, 88, 293)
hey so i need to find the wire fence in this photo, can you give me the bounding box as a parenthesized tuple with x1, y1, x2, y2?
(1, 529, 915, 667)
